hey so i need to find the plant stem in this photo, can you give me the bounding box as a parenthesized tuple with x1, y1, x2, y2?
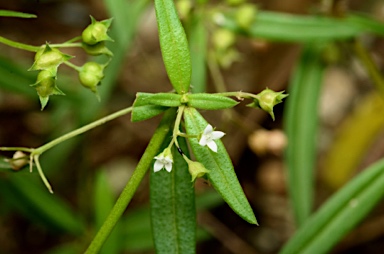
(35, 106, 133, 155)
(50, 42, 82, 48)
(84, 108, 177, 254)
(63, 61, 82, 72)
(353, 39, 384, 95)
(173, 105, 185, 148)
(0, 36, 41, 52)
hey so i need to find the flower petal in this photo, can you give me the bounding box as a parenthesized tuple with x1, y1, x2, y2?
(203, 124, 213, 135)
(154, 160, 164, 172)
(211, 131, 225, 140)
(164, 162, 172, 172)
(207, 140, 218, 152)
(199, 135, 208, 146)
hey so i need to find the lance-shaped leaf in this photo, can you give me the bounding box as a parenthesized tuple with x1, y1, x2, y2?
(154, 0, 192, 94)
(183, 107, 257, 224)
(131, 93, 168, 122)
(281, 158, 384, 254)
(142, 92, 182, 107)
(150, 139, 196, 253)
(187, 93, 238, 110)
(222, 11, 363, 42)
(0, 10, 36, 18)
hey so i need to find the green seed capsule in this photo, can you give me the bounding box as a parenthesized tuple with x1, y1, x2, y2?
(79, 62, 105, 93)
(82, 16, 113, 46)
(30, 44, 72, 71)
(82, 41, 113, 56)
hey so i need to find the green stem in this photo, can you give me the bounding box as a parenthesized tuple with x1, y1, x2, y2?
(353, 39, 384, 95)
(207, 52, 227, 93)
(84, 108, 177, 254)
(35, 106, 133, 155)
(62, 36, 82, 44)
(63, 61, 82, 72)
(50, 42, 82, 48)
(0, 36, 40, 52)
(173, 105, 185, 148)
(213, 91, 257, 100)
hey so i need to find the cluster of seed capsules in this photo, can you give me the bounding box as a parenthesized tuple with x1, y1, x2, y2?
(30, 16, 113, 109)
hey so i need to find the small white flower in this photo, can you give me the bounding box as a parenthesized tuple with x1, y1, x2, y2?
(199, 124, 225, 152)
(154, 149, 173, 172)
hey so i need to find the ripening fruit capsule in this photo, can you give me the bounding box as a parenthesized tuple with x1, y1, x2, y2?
(82, 16, 113, 46)
(35, 70, 56, 97)
(247, 88, 288, 121)
(78, 62, 105, 93)
(30, 44, 72, 71)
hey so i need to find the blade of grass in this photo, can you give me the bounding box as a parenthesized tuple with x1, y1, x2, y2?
(280, 158, 384, 254)
(284, 45, 325, 226)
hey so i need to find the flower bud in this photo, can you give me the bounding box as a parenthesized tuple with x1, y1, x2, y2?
(183, 155, 209, 182)
(29, 44, 72, 71)
(82, 16, 113, 46)
(31, 68, 65, 109)
(248, 88, 288, 121)
(176, 0, 192, 20)
(10, 151, 28, 171)
(235, 4, 257, 30)
(82, 41, 113, 57)
(212, 28, 236, 50)
(78, 62, 105, 95)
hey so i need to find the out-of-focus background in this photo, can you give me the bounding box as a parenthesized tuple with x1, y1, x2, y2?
(1, 0, 384, 253)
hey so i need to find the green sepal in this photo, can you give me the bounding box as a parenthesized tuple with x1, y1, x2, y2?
(150, 139, 196, 253)
(154, 0, 192, 94)
(131, 93, 168, 122)
(183, 107, 257, 224)
(187, 93, 239, 110)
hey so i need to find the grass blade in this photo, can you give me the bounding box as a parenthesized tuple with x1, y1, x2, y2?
(284, 45, 325, 226)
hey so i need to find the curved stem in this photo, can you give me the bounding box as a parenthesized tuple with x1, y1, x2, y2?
(173, 105, 185, 148)
(353, 39, 384, 95)
(0, 36, 40, 52)
(63, 61, 82, 72)
(84, 108, 177, 254)
(35, 106, 133, 154)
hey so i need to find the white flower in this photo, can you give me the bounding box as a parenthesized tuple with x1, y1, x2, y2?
(154, 148, 173, 172)
(199, 124, 225, 152)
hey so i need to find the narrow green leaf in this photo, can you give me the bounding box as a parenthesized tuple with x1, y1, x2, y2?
(187, 93, 239, 110)
(223, 11, 363, 42)
(131, 92, 168, 122)
(150, 139, 196, 253)
(154, 0, 192, 94)
(0, 10, 36, 18)
(284, 45, 325, 226)
(142, 92, 182, 107)
(281, 158, 384, 254)
(184, 107, 257, 224)
(346, 13, 384, 37)
(0, 174, 84, 234)
(94, 170, 120, 254)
